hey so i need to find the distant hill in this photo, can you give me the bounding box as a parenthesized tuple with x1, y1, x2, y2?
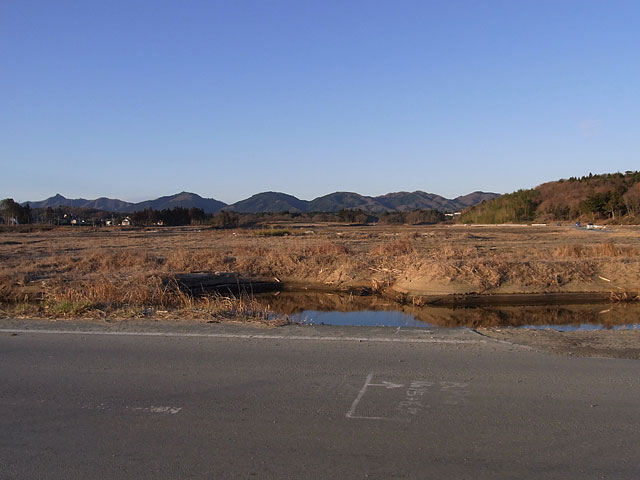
(307, 192, 383, 212)
(26, 192, 227, 214)
(453, 191, 502, 209)
(460, 171, 640, 223)
(26, 194, 135, 211)
(133, 192, 226, 213)
(225, 192, 308, 213)
(24, 189, 499, 214)
(375, 191, 450, 212)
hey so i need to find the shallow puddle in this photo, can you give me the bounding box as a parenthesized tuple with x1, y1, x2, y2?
(256, 291, 640, 330)
(288, 310, 429, 328)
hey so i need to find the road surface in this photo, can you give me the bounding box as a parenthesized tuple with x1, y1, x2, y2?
(1, 319, 638, 479)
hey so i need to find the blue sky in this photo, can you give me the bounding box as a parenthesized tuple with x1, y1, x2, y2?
(1, 0, 639, 203)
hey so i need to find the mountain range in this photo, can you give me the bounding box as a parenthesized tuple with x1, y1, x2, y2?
(24, 190, 500, 214)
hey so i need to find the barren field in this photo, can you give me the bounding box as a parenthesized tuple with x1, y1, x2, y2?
(1, 223, 639, 321)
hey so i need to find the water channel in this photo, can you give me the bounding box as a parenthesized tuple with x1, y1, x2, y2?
(255, 291, 640, 331)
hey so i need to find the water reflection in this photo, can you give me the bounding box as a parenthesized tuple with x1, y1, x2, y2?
(291, 310, 430, 328)
(256, 291, 640, 330)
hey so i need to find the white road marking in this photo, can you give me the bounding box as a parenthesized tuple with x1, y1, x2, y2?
(346, 373, 381, 420)
(346, 373, 404, 420)
(133, 406, 182, 415)
(0, 329, 483, 344)
(397, 381, 433, 416)
(87, 403, 182, 414)
(349, 376, 473, 421)
(397, 381, 470, 416)
(439, 381, 470, 406)
(368, 381, 404, 389)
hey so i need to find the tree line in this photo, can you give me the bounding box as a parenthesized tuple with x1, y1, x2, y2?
(1, 199, 448, 227)
(132, 207, 445, 227)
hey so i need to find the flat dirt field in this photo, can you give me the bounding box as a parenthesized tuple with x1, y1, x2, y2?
(0, 225, 637, 326)
(2, 223, 639, 295)
(1, 223, 639, 357)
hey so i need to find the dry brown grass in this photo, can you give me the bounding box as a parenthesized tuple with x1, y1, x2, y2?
(370, 239, 414, 257)
(0, 271, 281, 324)
(1, 224, 639, 319)
(552, 242, 639, 258)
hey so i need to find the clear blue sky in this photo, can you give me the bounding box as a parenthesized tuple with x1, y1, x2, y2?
(1, 0, 639, 203)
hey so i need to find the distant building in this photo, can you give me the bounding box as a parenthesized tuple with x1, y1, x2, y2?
(121, 217, 132, 226)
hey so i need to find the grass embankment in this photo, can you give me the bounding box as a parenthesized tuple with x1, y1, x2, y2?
(0, 225, 639, 320)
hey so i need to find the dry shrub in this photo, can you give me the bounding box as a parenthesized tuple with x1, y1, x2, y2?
(432, 244, 478, 260)
(230, 242, 351, 278)
(553, 242, 638, 259)
(404, 244, 502, 289)
(610, 291, 640, 302)
(370, 240, 414, 257)
(413, 257, 505, 289)
(38, 273, 280, 322)
(0, 273, 19, 302)
(592, 242, 638, 257)
(44, 274, 177, 307)
(196, 293, 282, 324)
(235, 248, 298, 276)
(502, 260, 595, 287)
(371, 277, 392, 293)
(164, 249, 229, 272)
(553, 244, 585, 258)
(302, 242, 349, 257)
(38, 250, 165, 275)
(409, 255, 596, 290)
(457, 261, 504, 288)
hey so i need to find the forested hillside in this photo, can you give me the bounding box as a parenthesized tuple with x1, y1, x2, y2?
(460, 171, 640, 224)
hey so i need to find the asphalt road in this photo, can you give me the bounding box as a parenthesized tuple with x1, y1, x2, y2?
(1, 320, 639, 479)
